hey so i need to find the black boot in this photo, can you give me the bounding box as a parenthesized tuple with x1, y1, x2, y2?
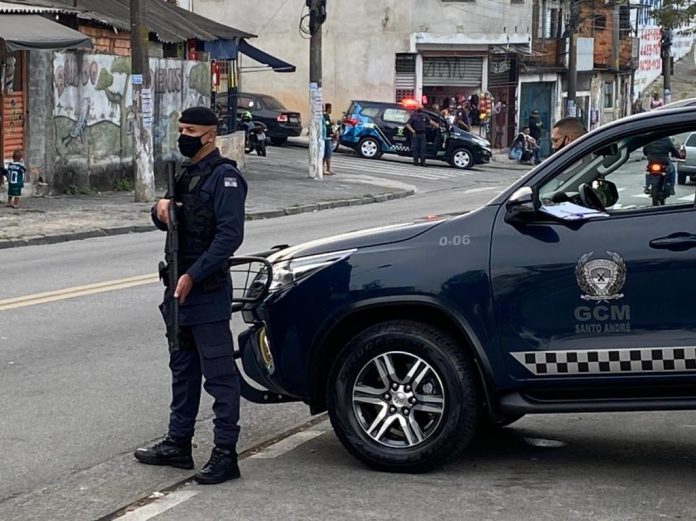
(194, 446, 241, 485)
(134, 436, 193, 469)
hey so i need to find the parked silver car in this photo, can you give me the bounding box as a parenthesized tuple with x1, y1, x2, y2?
(678, 132, 696, 185)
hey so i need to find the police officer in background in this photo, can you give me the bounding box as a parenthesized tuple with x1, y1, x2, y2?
(135, 106, 247, 485)
(405, 104, 438, 167)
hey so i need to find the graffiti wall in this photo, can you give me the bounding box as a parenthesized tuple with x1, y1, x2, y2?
(52, 52, 210, 188)
(631, 2, 696, 99)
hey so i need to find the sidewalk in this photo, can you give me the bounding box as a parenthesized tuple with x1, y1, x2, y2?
(0, 159, 413, 249)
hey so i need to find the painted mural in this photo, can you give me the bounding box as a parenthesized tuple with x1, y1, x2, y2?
(53, 52, 210, 169)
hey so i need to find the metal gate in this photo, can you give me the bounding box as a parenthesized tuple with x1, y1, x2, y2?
(395, 54, 416, 101)
(422, 57, 483, 87)
(519, 81, 555, 158)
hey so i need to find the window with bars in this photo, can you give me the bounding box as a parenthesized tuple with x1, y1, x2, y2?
(604, 82, 614, 109)
(592, 14, 607, 31)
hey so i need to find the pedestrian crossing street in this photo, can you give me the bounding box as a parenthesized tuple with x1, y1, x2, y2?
(329, 155, 469, 181)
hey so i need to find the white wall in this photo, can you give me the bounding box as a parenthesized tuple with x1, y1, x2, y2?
(411, 0, 532, 44)
(196, 0, 411, 123)
(195, 0, 532, 124)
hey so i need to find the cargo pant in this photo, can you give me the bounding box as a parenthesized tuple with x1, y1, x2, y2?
(168, 320, 241, 449)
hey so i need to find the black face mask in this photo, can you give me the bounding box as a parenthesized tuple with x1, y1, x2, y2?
(178, 134, 205, 158)
(554, 135, 570, 152)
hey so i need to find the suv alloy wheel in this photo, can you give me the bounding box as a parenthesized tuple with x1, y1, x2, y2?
(327, 320, 481, 472)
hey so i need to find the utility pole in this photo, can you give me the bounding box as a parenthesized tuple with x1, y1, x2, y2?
(661, 27, 672, 104)
(308, 0, 326, 180)
(130, 0, 155, 202)
(566, 0, 579, 117)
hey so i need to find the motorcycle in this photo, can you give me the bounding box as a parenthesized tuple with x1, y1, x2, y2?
(646, 160, 672, 206)
(240, 121, 268, 156)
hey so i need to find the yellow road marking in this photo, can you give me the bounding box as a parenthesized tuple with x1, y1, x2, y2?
(0, 274, 160, 311)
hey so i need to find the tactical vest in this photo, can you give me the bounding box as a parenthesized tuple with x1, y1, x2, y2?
(167, 156, 242, 273)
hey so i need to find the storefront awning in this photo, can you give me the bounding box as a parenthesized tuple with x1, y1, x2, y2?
(238, 39, 296, 73)
(0, 14, 92, 51)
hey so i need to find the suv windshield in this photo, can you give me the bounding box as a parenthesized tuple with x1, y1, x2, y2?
(260, 95, 286, 111)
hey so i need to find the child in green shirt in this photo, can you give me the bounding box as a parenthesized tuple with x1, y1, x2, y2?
(7, 149, 26, 209)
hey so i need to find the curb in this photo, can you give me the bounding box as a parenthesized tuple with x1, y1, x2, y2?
(0, 189, 414, 249)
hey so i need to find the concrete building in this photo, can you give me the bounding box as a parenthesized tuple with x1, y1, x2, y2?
(194, 0, 532, 144)
(520, 0, 638, 155)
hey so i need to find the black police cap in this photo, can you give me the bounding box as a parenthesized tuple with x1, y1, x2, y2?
(179, 106, 218, 126)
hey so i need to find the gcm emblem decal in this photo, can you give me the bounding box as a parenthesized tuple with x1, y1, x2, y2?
(575, 251, 626, 302)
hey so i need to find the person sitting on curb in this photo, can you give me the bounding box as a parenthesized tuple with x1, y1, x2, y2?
(509, 127, 540, 165)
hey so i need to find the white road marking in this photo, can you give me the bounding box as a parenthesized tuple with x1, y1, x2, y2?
(114, 490, 199, 521)
(251, 428, 326, 459)
(464, 186, 501, 194)
(331, 156, 463, 180)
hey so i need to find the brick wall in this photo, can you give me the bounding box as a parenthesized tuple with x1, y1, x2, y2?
(78, 25, 131, 56)
(578, 5, 633, 69)
(531, 39, 560, 67)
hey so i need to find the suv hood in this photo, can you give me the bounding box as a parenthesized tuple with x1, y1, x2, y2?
(270, 219, 445, 262)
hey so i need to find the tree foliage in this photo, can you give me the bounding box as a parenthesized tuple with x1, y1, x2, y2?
(652, 0, 696, 31)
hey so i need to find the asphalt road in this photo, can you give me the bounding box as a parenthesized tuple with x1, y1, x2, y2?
(5, 158, 695, 521)
(0, 183, 515, 521)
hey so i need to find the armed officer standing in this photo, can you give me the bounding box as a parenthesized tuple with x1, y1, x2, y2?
(405, 104, 438, 167)
(135, 107, 247, 485)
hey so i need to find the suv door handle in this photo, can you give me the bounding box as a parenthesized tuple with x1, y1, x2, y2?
(649, 232, 696, 251)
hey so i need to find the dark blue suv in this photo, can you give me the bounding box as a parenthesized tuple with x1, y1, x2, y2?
(236, 106, 696, 472)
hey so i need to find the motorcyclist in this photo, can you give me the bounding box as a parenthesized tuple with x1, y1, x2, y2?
(239, 111, 266, 156)
(643, 136, 680, 197)
(240, 111, 254, 135)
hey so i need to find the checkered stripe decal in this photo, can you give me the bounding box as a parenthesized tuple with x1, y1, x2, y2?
(511, 347, 696, 376)
(389, 145, 411, 153)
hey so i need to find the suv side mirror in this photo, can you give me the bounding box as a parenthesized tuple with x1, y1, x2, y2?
(592, 178, 619, 208)
(505, 187, 538, 223)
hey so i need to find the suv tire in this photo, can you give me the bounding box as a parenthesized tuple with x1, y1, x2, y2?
(449, 147, 474, 170)
(271, 137, 287, 146)
(358, 137, 381, 159)
(327, 320, 481, 473)
(678, 171, 687, 185)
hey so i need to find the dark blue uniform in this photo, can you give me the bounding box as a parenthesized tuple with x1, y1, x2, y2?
(407, 111, 432, 166)
(153, 149, 247, 449)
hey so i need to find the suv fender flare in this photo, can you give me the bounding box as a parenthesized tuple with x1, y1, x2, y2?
(308, 295, 496, 413)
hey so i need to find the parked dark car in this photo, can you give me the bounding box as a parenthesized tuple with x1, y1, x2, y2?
(233, 105, 696, 473)
(214, 91, 302, 145)
(338, 100, 491, 169)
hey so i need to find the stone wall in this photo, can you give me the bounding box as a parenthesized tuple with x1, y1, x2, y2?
(215, 131, 246, 171)
(26, 51, 56, 192)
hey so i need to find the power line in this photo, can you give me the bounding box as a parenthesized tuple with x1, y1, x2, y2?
(256, 0, 292, 35)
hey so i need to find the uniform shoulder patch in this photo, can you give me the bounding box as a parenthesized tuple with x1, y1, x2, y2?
(224, 176, 238, 188)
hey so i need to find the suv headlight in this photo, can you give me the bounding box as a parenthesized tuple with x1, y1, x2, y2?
(473, 137, 490, 148)
(269, 249, 356, 292)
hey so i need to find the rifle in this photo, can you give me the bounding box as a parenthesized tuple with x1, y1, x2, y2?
(162, 161, 180, 350)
